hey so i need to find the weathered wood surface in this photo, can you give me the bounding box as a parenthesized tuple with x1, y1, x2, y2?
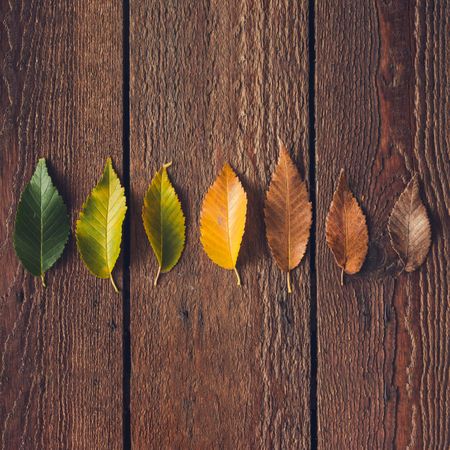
(130, 0, 311, 448)
(1, 0, 449, 448)
(0, 1, 123, 449)
(316, 0, 449, 448)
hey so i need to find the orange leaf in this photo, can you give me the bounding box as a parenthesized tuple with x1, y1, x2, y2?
(264, 140, 312, 293)
(200, 163, 247, 285)
(388, 175, 431, 272)
(325, 170, 368, 285)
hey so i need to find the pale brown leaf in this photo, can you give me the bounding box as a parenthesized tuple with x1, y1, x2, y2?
(325, 170, 368, 285)
(388, 175, 431, 272)
(264, 140, 312, 293)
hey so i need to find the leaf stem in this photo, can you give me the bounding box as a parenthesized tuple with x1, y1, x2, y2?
(234, 267, 241, 286)
(110, 274, 120, 293)
(41, 274, 46, 288)
(287, 271, 292, 294)
(163, 161, 173, 169)
(340, 268, 344, 287)
(154, 266, 161, 286)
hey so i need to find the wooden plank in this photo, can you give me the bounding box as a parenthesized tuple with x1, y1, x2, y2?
(316, 0, 449, 448)
(0, 2, 123, 448)
(130, 1, 311, 447)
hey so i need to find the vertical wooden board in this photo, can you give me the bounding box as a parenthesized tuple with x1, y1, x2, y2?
(0, 2, 123, 449)
(130, 1, 311, 447)
(316, 0, 449, 448)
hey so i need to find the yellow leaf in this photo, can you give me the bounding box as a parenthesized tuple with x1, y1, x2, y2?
(200, 163, 247, 285)
(76, 158, 127, 292)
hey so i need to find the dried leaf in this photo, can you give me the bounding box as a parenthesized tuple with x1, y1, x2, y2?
(325, 170, 368, 285)
(388, 175, 431, 272)
(142, 162, 186, 285)
(76, 158, 127, 293)
(264, 140, 312, 293)
(200, 163, 247, 285)
(13, 158, 70, 286)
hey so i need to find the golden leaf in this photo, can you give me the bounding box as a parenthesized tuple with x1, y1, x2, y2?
(200, 163, 247, 285)
(325, 170, 368, 285)
(264, 140, 312, 293)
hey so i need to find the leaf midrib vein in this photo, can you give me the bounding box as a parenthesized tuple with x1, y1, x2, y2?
(225, 172, 234, 267)
(40, 168, 44, 275)
(105, 169, 111, 272)
(159, 173, 164, 268)
(283, 155, 291, 269)
(405, 182, 414, 262)
(343, 191, 348, 268)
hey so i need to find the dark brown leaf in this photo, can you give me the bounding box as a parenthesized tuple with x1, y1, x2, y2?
(325, 170, 368, 285)
(264, 140, 312, 293)
(388, 175, 431, 272)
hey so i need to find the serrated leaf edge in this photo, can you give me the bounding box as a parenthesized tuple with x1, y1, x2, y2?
(199, 163, 247, 286)
(142, 162, 186, 286)
(264, 141, 312, 294)
(325, 169, 369, 285)
(13, 158, 70, 287)
(388, 174, 431, 272)
(75, 157, 127, 292)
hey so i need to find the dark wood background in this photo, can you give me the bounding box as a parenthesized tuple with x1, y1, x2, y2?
(1, 0, 448, 449)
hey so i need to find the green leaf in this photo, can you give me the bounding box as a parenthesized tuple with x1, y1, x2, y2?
(142, 162, 186, 285)
(13, 158, 70, 286)
(76, 158, 127, 292)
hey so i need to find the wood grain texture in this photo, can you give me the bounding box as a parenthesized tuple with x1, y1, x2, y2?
(130, 1, 311, 447)
(316, 0, 449, 448)
(0, 2, 123, 449)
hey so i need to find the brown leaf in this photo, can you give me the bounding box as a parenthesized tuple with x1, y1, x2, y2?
(388, 175, 431, 272)
(325, 170, 368, 285)
(264, 140, 312, 293)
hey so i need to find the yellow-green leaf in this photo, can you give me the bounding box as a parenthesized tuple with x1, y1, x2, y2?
(142, 162, 186, 285)
(200, 163, 247, 285)
(76, 158, 127, 292)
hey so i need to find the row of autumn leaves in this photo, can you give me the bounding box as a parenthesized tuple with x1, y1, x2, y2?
(13, 141, 431, 293)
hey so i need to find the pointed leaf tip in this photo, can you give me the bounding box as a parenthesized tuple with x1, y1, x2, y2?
(221, 162, 234, 174)
(388, 175, 431, 272)
(264, 141, 311, 293)
(200, 163, 247, 278)
(76, 158, 127, 282)
(325, 171, 368, 280)
(277, 137, 287, 153)
(13, 159, 70, 281)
